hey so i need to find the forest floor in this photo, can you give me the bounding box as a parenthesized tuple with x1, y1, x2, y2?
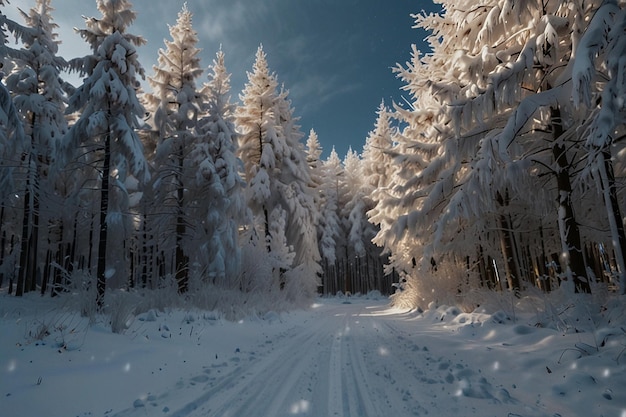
(1, 290, 625, 417)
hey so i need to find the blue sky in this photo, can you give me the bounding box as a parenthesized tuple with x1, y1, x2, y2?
(4, 0, 438, 158)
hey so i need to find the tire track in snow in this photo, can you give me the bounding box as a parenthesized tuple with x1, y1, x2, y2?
(110, 305, 350, 417)
(110, 302, 432, 417)
(344, 314, 384, 417)
(327, 321, 344, 417)
(183, 313, 333, 417)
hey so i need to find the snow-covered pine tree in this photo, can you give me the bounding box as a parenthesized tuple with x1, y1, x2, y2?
(273, 86, 321, 300)
(340, 148, 371, 294)
(364, 100, 398, 269)
(318, 147, 342, 294)
(305, 128, 323, 216)
(359, 101, 397, 294)
(374, 0, 626, 305)
(305, 129, 328, 287)
(236, 45, 278, 245)
(195, 48, 246, 289)
(361, 101, 396, 194)
(0, 3, 25, 292)
(571, 1, 626, 294)
(236, 46, 320, 300)
(63, 0, 149, 308)
(5, 0, 68, 296)
(144, 4, 204, 293)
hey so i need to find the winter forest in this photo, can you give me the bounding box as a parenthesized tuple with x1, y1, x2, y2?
(1, 0, 626, 321)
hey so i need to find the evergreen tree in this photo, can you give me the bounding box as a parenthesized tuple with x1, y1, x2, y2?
(363, 101, 396, 267)
(195, 48, 246, 289)
(572, 2, 626, 294)
(144, 4, 204, 293)
(236, 46, 320, 299)
(305, 128, 323, 212)
(371, 0, 626, 304)
(319, 147, 342, 265)
(306, 129, 327, 286)
(362, 101, 395, 197)
(236, 45, 279, 244)
(273, 86, 321, 299)
(63, 0, 149, 308)
(0, 4, 25, 273)
(6, 0, 68, 296)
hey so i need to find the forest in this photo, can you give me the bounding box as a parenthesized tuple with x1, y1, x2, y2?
(0, 0, 625, 322)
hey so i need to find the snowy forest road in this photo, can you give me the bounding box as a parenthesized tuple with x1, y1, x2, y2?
(109, 299, 570, 417)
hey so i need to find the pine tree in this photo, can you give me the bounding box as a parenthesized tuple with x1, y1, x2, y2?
(305, 129, 326, 286)
(0, 4, 25, 292)
(63, 0, 149, 308)
(195, 48, 246, 288)
(236, 45, 279, 244)
(319, 148, 342, 264)
(372, 0, 626, 302)
(305, 128, 323, 210)
(6, 0, 68, 296)
(362, 101, 396, 273)
(362, 101, 395, 196)
(144, 4, 204, 293)
(572, 2, 626, 294)
(236, 46, 320, 299)
(273, 86, 321, 299)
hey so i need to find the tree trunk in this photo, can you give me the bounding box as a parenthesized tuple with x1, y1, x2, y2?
(88, 214, 94, 273)
(551, 106, 591, 293)
(175, 144, 188, 293)
(598, 150, 626, 294)
(344, 243, 352, 294)
(16, 153, 33, 297)
(52, 223, 63, 297)
(96, 134, 111, 309)
(67, 213, 78, 277)
(41, 247, 51, 295)
(27, 174, 40, 292)
(0, 205, 5, 288)
(141, 213, 148, 288)
(496, 190, 521, 295)
(0, 233, 5, 289)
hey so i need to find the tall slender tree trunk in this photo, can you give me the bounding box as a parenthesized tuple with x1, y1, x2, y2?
(496, 189, 521, 295)
(551, 107, 591, 293)
(0, 205, 5, 288)
(27, 112, 43, 293)
(68, 214, 78, 277)
(41, 246, 51, 295)
(175, 144, 188, 293)
(16, 153, 33, 297)
(258, 119, 271, 247)
(538, 224, 551, 292)
(27, 169, 41, 292)
(598, 149, 626, 294)
(141, 212, 148, 287)
(96, 133, 111, 309)
(0, 236, 5, 288)
(52, 223, 63, 297)
(88, 214, 94, 273)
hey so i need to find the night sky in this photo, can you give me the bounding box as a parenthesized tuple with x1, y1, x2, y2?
(5, 0, 440, 158)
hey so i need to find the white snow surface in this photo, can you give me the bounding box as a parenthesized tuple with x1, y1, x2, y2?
(1, 292, 625, 417)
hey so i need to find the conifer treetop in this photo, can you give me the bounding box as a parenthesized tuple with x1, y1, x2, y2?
(76, 0, 145, 55)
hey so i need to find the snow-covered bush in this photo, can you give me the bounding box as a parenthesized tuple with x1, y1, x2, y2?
(391, 258, 481, 311)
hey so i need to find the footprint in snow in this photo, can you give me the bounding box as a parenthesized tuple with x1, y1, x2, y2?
(190, 375, 210, 384)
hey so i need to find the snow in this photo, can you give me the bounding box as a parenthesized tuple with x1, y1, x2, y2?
(1, 291, 625, 417)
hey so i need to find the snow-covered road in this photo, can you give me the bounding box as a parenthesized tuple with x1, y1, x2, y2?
(107, 300, 584, 417)
(2, 294, 625, 417)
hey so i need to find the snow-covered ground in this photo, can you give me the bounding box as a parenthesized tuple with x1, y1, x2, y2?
(1, 291, 625, 417)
